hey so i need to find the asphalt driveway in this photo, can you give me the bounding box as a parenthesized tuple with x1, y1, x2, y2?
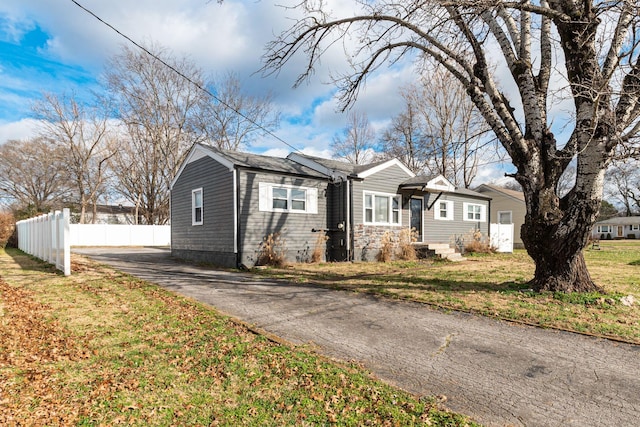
(74, 247, 640, 427)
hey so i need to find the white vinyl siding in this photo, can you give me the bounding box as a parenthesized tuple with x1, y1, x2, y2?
(258, 182, 317, 214)
(363, 191, 401, 225)
(192, 188, 203, 226)
(434, 200, 454, 221)
(464, 202, 486, 222)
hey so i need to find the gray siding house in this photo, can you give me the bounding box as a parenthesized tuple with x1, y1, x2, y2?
(170, 144, 491, 267)
(591, 216, 640, 240)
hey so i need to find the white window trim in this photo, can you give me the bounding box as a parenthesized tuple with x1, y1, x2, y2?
(258, 182, 318, 214)
(632, 224, 639, 231)
(192, 188, 203, 226)
(463, 202, 486, 222)
(434, 200, 454, 221)
(363, 191, 402, 226)
(497, 210, 513, 224)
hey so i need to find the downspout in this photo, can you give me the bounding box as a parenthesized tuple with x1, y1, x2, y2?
(234, 168, 241, 268)
(487, 198, 491, 238)
(347, 178, 353, 261)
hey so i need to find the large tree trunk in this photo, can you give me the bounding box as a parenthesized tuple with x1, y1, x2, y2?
(520, 185, 605, 293)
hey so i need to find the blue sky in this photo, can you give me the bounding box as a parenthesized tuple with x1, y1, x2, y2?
(0, 0, 512, 183)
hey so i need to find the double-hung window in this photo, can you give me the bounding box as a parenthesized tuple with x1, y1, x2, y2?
(192, 188, 203, 225)
(463, 203, 486, 222)
(597, 225, 611, 233)
(434, 200, 454, 220)
(363, 192, 401, 225)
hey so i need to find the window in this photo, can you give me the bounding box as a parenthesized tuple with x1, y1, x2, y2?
(258, 182, 317, 214)
(272, 187, 289, 210)
(192, 188, 203, 225)
(464, 203, 486, 222)
(291, 189, 307, 211)
(498, 211, 513, 224)
(434, 200, 453, 221)
(632, 224, 639, 231)
(271, 187, 307, 211)
(363, 191, 401, 225)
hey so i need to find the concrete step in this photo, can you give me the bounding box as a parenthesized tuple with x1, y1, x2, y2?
(415, 243, 466, 261)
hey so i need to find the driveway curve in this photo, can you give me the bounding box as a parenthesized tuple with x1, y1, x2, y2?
(74, 247, 640, 427)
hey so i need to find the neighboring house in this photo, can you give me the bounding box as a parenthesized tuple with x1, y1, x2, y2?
(70, 204, 136, 225)
(170, 143, 491, 268)
(476, 184, 526, 249)
(592, 217, 640, 240)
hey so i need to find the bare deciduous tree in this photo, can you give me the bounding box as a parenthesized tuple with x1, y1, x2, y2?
(196, 72, 280, 151)
(103, 45, 206, 225)
(606, 161, 640, 216)
(33, 93, 114, 223)
(380, 73, 491, 186)
(0, 137, 71, 212)
(331, 111, 375, 164)
(262, 1, 640, 292)
(379, 92, 431, 174)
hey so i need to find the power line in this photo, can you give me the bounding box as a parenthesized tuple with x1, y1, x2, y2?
(69, 0, 303, 154)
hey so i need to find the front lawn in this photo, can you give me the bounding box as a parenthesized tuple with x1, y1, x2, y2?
(255, 241, 640, 344)
(0, 248, 476, 426)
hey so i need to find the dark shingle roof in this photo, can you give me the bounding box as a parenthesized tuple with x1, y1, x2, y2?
(594, 216, 640, 226)
(207, 146, 329, 179)
(476, 184, 525, 202)
(290, 153, 392, 176)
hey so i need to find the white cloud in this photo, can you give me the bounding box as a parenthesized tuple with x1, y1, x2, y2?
(0, 118, 40, 143)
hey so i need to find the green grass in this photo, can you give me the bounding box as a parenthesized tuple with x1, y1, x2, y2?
(0, 248, 477, 426)
(255, 241, 640, 344)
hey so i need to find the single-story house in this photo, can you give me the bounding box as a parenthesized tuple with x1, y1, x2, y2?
(592, 216, 640, 240)
(475, 184, 526, 249)
(170, 143, 491, 268)
(70, 204, 137, 225)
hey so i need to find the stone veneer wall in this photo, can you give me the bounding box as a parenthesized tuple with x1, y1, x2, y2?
(353, 224, 407, 261)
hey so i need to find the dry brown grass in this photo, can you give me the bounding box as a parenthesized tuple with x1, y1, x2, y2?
(256, 232, 287, 267)
(311, 233, 329, 263)
(397, 228, 418, 261)
(376, 231, 395, 262)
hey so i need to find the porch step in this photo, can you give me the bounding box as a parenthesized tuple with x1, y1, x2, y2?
(415, 243, 466, 262)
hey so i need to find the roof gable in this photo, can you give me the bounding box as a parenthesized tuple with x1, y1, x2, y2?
(356, 158, 415, 179)
(476, 184, 525, 203)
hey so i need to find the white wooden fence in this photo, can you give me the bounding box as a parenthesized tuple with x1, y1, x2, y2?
(17, 210, 171, 276)
(69, 224, 170, 247)
(490, 223, 514, 253)
(16, 208, 71, 276)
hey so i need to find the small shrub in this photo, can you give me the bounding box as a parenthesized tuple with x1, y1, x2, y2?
(377, 231, 395, 263)
(0, 212, 15, 249)
(628, 234, 636, 239)
(311, 233, 329, 263)
(397, 228, 417, 261)
(256, 232, 287, 267)
(606, 233, 612, 240)
(463, 228, 496, 254)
